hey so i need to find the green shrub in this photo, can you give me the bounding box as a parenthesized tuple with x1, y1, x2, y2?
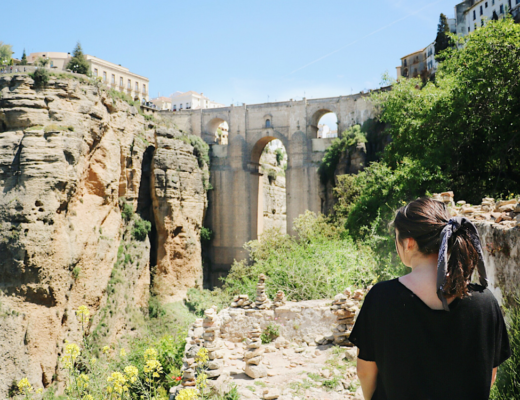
(200, 226, 214, 243)
(72, 266, 81, 280)
(318, 125, 367, 183)
(221, 212, 380, 301)
(261, 323, 280, 344)
(491, 299, 520, 399)
(31, 68, 50, 88)
(185, 288, 230, 317)
(274, 148, 284, 165)
(121, 201, 134, 222)
(132, 218, 151, 241)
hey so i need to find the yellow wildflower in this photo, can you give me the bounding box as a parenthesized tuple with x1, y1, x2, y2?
(76, 305, 90, 324)
(144, 348, 158, 361)
(77, 373, 89, 390)
(107, 371, 128, 395)
(36, 388, 43, 394)
(83, 395, 94, 400)
(176, 388, 198, 400)
(17, 378, 33, 394)
(124, 365, 139, 384)
(195, 347, 208, 365)
(62, 343, 80, 369)
(120, 348, 127, 358)
(196, 372, 207, 389)
(102, 345, 110, 355)
(90, 357, 97, 365)
(143, 359, 162, 375)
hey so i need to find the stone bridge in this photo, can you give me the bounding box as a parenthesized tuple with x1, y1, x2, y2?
(159, 93, 376, 284)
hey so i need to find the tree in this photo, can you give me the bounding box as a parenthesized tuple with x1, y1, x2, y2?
(434, 14, 452, 61)
(20, 49, 27, 65)
(65, 42, 90, 75)
(372, 18, 520, 206)
(0, 41, 13, 65)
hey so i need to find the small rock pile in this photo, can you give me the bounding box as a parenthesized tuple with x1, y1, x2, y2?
(186, 318, 203, 346)
(244, 323, 267, 379)
(331, 288, 364, 346)
(433, 191, 520, 229)
(203, 307, 223, 378)
(230, 294, 253, 309)
(254, 274, 271, 310)
(179, 358, 197, 389)
(273, 290, 286, 307)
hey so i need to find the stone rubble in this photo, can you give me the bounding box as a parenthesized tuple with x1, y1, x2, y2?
(330, 288, 365, 346)
(230, 294, 254, 309)
(244, 323, 268, 379)
(273, 290, 286, 307)
(255, 274, 272, 310)
(432, 191, 520, 229)
(203, 307, 224, 379)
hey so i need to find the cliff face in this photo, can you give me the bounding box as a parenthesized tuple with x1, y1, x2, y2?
(259, 150, 287, 234)
(151, 128, 208, 302)
(0, 75, 207, 395)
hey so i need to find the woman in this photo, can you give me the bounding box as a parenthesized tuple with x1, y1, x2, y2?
(349, 197, 511, 400)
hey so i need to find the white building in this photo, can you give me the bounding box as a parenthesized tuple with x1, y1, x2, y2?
(170, 91, 224, 111)
(455, 0, 513, 36)
(425, 42, 438, 75)
(149, 96, 172, 110)
(317, 124, 338, 139)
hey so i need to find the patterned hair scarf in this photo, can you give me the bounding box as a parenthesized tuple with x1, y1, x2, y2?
(437, 217, 488, 311)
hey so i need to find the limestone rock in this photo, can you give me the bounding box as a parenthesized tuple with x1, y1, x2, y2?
(245, 363, 267, 379)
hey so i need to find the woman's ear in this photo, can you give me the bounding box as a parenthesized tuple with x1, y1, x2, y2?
(406, 237, 417, 251)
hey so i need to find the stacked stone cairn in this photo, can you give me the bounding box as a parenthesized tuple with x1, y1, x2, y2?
(432, 191, 520, 229)
(254, 274, 271, 310)
(330, 288, 364, 346)
(230, 294, 253, 309)
(179, 358, 197, 389)
(203, 307, 223, 379)
(273, 290, 286, 307)
(244, 323, 267, 379)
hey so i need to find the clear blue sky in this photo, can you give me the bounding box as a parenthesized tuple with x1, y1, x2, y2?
(3, 0, 455, 106)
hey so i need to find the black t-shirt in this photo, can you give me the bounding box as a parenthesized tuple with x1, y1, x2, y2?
(349, 279, 511, 400)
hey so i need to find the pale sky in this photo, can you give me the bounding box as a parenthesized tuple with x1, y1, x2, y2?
(3, 0, 455, 111)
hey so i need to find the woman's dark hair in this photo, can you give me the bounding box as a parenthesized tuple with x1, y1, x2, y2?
(394, 197, 479, 298)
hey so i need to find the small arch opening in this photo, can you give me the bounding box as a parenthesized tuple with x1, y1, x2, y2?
(206, 118, 229, 145)
(312, 109, 338, 139)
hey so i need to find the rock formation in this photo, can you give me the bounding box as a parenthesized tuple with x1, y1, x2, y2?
(0, 74, 208, 396)
(244, 323, 267, 379)
(230, 294, 253, 309)
(203, 307, 223, 378)
(330, 288, 364, 346)
(273, 290, 286, 307)
(254, 274, 271, 309)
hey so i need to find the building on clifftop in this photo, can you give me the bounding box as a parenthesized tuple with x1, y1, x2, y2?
(169, 91, 224, 111)
(27, 52, 149, 103)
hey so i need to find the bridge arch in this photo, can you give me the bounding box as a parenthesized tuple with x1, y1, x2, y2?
(205, 116, 229, 144)
(310, 108, 339, 138)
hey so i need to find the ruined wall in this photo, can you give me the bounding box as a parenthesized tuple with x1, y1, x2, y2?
(0, 75, 207, 396)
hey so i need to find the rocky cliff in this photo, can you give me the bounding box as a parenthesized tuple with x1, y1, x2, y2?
(0, 74, 207, 395)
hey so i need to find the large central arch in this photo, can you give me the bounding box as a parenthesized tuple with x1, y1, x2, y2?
(160, 93, 376, 285)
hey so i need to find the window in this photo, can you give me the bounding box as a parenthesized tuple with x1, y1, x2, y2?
(500, 4, 504, 12)
(50, 61, 54, 68)
(492, 0, 495, 4)
(403, 59, 407, 67)
(517, 0, 520, 5)
(142, 84, 146, 93)
(473, 10, 476, 19)
(103, 71, 107, 82)
(468, 25, 471, 32)
(180, 103, 183, 109)
(135, 82, 138, 91)
(120, 77, 123, 86)
(94, 68, 98, 76)
(111, 74, 115, 84)
(480, 5, 483, 15)
(266, 119, 271, 128)
(127, 79, 131, 89)
(485, 2, 488, 7)
(481, 19, 484, 26)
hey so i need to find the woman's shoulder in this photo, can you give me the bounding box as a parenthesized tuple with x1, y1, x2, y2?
(465, 284, 501, 307)
(364, 278, 402, 301)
